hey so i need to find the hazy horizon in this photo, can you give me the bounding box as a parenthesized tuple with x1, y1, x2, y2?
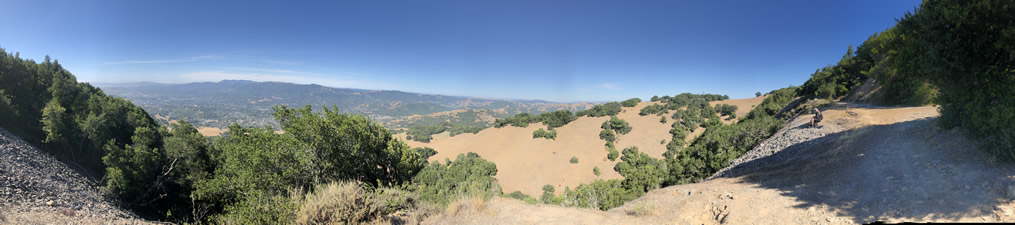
(2, 0, 921, 102)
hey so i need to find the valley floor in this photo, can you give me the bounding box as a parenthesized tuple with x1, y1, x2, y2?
(427, 102, 1015, 224)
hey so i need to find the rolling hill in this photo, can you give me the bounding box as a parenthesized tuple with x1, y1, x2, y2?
(398, 97, 766, 197)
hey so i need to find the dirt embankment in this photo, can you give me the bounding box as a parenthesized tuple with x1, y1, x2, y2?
(0, 128, 159, 224)
(427, 102, 1015, 224)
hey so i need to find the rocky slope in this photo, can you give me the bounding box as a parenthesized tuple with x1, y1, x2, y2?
(0, 128, 158, 224)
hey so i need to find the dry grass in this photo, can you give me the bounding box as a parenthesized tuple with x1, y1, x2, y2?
(397, 98, 765, 197)
(196, 126, 226, 136)
(296, 181, 386, 225)
(294, 181, 444, 225)
(627, 201, 658, 217)
(446, 195, 489, 217)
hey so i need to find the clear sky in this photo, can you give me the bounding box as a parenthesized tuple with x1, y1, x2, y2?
(1, 0, 921, 102)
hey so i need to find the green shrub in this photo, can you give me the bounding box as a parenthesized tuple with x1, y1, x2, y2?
(638, 104, 667, 116)
(540, 184, 557, 204)
(412, 152, 501, 206)
(599, 129, 616, 142)
(893, 0, 1015, 161)
(412, 147, 438, 161)
(614, 147, 667, 194)
(621, 98, 641, 107)
(593, 167, 601, 176)
(533, 128, 557, 140)
(570, 156, 579, 164)
(505, 191, 532, 201)
(582, 102, 623, 117)
(715, 104, 738, 117)
(755, 92, 762, 97)
(659, 116, 667, 124)
(607, 148, 619, 161)
(540, 110, 577, 129)
(601, 116, 632, 135)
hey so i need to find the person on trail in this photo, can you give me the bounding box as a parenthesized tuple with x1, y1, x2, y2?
(810, 107, 822, 128)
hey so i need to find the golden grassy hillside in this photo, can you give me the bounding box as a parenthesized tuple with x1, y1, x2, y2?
(397, 97, 765, 197)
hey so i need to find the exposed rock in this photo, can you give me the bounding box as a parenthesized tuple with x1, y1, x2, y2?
(0, 127, 158, 224)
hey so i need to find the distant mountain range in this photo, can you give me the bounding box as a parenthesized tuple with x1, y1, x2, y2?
(97, 80, 594, 129)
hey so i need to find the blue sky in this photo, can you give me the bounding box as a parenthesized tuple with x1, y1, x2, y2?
(1, 0, 920, 102)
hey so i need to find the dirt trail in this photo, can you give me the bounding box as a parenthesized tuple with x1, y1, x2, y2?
(429, 102, 1015, 224)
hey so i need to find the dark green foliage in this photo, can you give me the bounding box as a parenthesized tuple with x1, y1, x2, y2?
(580, 102, 623, 117)
(570, 156, 579, 164)
(614, 147, 667, 194)
(755, 92, 762, 97)
(639, 104, 668, 116)
(666, 103, 789, 185)
(542, 184, 555, 193)
(495, 110, 576, 129)
(540, 184, 556, 204)
(593, 167, 601, 176)
(599, 129, 616, 142)
(745, 86, 799, 120)
(894, 0, 1015, 161)
(532, 128, 557, 140)
(540, 110, 577, 129)
(194, 105, 429, 222)
(272, 105, 427, 187)
(715, 104, 738, 117)
(0, 50, 184, 218)
(650, 96, 660, 102)
(563, 179, 636, 210)
(505, 191, 533, 202)
(659, 116, 667, 124)
(195, 125, 312, 222)
(406, 123, 447, 142)
(413, 152, 501, 206)
(621, 98, 641, 107)
(601, 116, 632, 135)
(406, 121, 485, 143)
(607, 148, 619, 161)
(413, 147, 438, 160)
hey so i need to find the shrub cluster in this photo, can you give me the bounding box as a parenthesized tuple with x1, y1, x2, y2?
(495, 110, 576, 129)
(620, 98, 641, 107)
(892, 0, 1015, 161)
(532, 128, 557, 140)
(412, 152, 502, 206)
(406, 121, 485, 143)
(576, 102, 622, 117)
(545, 87, 798, 212)
(714, 104, 738, 117)
(638, 104, 668, 116)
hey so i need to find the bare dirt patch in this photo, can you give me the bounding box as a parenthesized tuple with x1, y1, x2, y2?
(196, 126, 226, 136)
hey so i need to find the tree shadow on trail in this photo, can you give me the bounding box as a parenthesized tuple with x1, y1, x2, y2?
(727, 118, 1015, 223)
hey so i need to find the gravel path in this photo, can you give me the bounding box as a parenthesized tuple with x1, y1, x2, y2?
(0, 127, 160, 224)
